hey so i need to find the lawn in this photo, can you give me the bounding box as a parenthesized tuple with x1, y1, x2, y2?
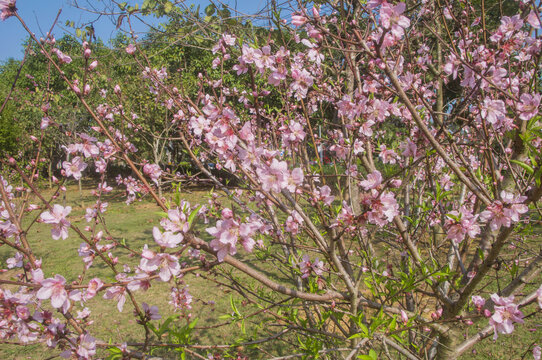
(0, 182, 272, 359)
(0, 181, 539, 359)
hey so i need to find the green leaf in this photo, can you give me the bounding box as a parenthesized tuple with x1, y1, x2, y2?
(348, 323, 369, 339)
(357, 349, 377, 360)
(389, 316, 397, 331)
(205, 4, 216, 16)
(188, 318, 198, 329)
(156, 316, 175, 336)
(510, 160, 534, 175)
(147, 322, 159, 337)
(230, 296, 241, 317)
(164, 1, 174, 14)
(535, 166, 542, 187)
(188, 205, 202, 229)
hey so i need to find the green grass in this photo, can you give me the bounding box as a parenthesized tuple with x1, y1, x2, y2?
(0, 183, 270, 359)
(0, 182, 540, 359)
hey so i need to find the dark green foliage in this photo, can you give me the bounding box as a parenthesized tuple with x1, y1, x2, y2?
(0, 103, 21, 154)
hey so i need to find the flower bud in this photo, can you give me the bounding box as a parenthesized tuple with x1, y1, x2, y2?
(88, 60, 98, 70)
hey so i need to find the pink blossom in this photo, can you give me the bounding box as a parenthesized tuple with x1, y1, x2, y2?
(211, 57, 221, 69)
(445, 207, 480, 243)
(481, 98, 507, 126)
(498, 15, 523, 38)
(489, 294, 524, 339)
(480, 191, 528, 230)
(170, 286, 192, 311)
(161, 206, 190, 233)
(290, 67, 314, 99)
(307, 24, 323, 42)
(253, 45, 275, 72)
(239, 122, 255, 143)
(0, 211, 18, 239)
(239, 222, 256, 252)
(222, 33, 236, 46)
(84, 278, 104, 300)
(40, 117, 51, 129)
(368, 0, 384, 9)
(190, 116, 211, 136)
(291, 14, 307, 27)
(239, 45, 260, 65)
(431, 308, 443, 320)
(16, 305, 30, 320)
(63, 156, 87, 180)
(0, 0, 16, 21)
(517, 93, 540, 121)
(444, 54, 460, 79)
(125, 44, 136, 55)
(206, 218, 239, 261)
(312, 6, 320, 20)
(76, 333, 96, 359)
(139, 247, 181, 281)
(222, 208, 233, 219)
(285, 210, 304, 235)
(257, 159, 289, 193)
(79, 133, 99, 158)
(527, 11, 541, 29)
(40, 204, 71, 240)
(269, 67, 287, 86)
(443, 6, 453, 20)
(380, 2, 410, 38)
(282, 121, 306, 146)
(143, 163, 162, 184)
(142, 302, 161, 320)
(439, 174, 453, 191)
(400, 139, 417, 158)
(534, 345, 541, 360)
(233, 62, 248, 75)
(335, 201, 356, 229)
(53, 49, 72, 64)
(400, 310, 408, 324)
(471, 295, 486, 311)
(365, 191, 399, 227)
(103, 286, 126, 312)
(37, 275, 68, 309)
(98, 182, 112, 193)
(95, 158, 107, 173)
(379, 145, 397, 164)
(126, 273, 151, 292)
(88, 60, 98, 70)
(31, 267, 44, 282)
(299, 254, 324, 279)
(6, 251, 23, 268)
(360, 170, 383, 190)
(353, 139, 365, 155)
(153, 227, 183, 248)
(286, 167, 304, 192)
(316, 185, 335, 206)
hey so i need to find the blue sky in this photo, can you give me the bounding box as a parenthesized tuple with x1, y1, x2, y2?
(0, 0, 275, 62)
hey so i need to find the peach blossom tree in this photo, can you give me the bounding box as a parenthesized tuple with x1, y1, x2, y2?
(0, 0, 541, 358)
